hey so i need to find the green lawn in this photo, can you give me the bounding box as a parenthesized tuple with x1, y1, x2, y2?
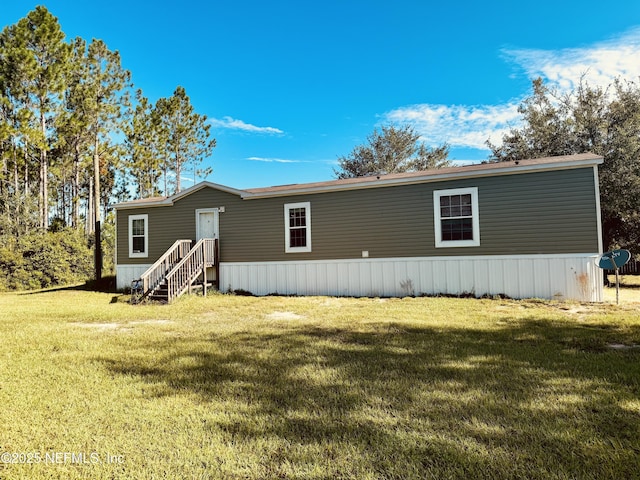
(1, 287, 639, 479)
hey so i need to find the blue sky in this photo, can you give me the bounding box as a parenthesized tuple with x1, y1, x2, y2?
(4, 1, 640, 190)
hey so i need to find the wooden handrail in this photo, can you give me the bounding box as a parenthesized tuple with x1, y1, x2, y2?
(139, 239, 192, 296)
(165, 238, 217, 302)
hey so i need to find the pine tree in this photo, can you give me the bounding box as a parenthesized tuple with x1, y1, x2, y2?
(81, 39, 130, 230)
(0, 6, 69, 229)
(125, 90, 162, 198)
(56, 37, 94, 228)
(154, 86, 215, 194)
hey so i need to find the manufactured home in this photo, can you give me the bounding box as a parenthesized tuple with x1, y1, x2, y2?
(114, 153, 604, 302)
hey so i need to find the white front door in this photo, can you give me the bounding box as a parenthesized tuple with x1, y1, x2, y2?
(196, 208, 219, 240)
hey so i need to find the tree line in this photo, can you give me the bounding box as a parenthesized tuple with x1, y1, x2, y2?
(0, 6, 215, 287)
(0, 6, 215, 239)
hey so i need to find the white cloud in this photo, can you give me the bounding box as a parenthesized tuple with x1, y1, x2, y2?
(247, 156, 306, 163)
(503, 27, 640, 92)
(385, 103, 521, 150)
(383, 27, 640, 154)
(209, 116, 284, 135)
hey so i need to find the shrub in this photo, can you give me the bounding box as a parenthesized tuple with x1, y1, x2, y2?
(0, 228, 93, 290)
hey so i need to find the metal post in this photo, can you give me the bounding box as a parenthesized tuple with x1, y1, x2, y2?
(203, 269, 207, 297)
(95, 220, 102, 281)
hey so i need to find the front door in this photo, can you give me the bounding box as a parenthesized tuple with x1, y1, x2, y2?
(196, 208, 219, 240)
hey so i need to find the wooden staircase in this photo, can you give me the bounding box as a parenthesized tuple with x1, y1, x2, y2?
(132, 238, 219, 304)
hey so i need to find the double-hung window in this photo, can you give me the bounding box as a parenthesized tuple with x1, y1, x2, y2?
(434, 187, 480, 248)
(284, 202, 311, 253)
(128, 214, 149, 258)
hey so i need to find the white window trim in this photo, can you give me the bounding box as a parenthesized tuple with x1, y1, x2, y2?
(434, 187, 480, 248)
(128, 214, 149, 258)
(284, 202, 312, 253)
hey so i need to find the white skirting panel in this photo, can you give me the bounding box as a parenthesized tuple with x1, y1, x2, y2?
(219, 254, 603, 301)
(116, 264, 152, 290)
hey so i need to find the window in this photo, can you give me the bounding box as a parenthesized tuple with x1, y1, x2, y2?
(128, 214, 149, 258)
(434, 187, 480, 248)
(284, 202, 311, 253)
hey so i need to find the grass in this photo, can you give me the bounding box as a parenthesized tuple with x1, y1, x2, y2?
(1, 285, 639, 479)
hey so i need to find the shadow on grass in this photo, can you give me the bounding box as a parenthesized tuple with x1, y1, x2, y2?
(96, 317, 640, 479)
(605, 274, 640, 289)
(18, 276, 117, 295)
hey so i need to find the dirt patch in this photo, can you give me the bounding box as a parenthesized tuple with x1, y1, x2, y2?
(75, 322, 121, 330)
(608, 343, 640, 351)
(317, 298, 343, 307)
(129, 319, 174, 326)
(73, 319, 173, 331)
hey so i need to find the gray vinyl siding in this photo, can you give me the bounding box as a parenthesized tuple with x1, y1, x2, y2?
(117, 167, 599, 265)
(116, 188, 244, 265)
(478, 168, 597, 254)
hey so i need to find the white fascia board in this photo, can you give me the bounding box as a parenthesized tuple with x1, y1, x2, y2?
(240, 158, 604, 200)
(113, 157, 604, 206)
(171, 181, 245, 201)
(113, 181, 245, 210)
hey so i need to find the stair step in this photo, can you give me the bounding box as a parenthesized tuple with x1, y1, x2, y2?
(136, 246, 219, 303)
(149, 294, 169, 303)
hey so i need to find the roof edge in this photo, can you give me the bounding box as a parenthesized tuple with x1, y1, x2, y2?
(113, 181, 246, 210)
(113, 153, 604, 207)
(242, 154, 604, 199)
